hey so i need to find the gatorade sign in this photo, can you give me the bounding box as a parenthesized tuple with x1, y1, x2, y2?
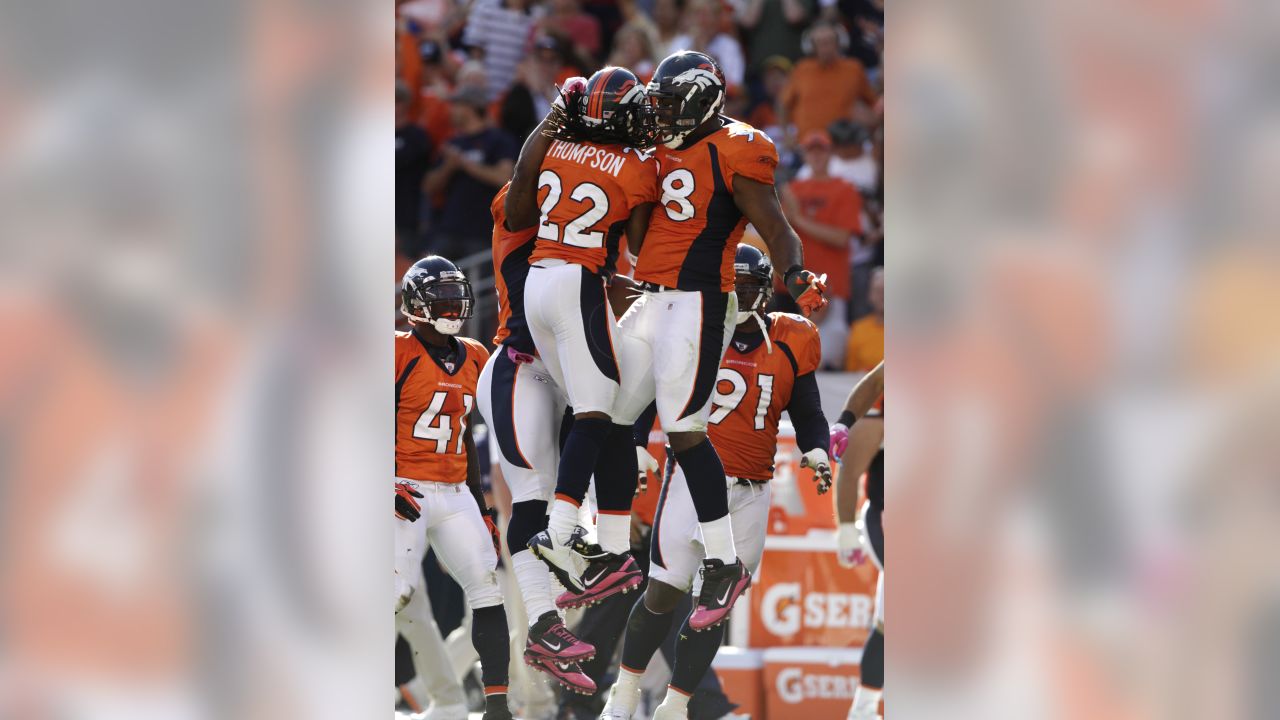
(749, 535, 879, 647)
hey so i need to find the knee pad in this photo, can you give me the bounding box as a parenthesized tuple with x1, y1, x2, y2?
(506, 500, 548, 554)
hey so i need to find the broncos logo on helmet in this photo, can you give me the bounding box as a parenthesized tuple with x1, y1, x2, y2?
(401, 255, 475, 335)
(543, 66, 657, 149)
(646, 52, 727, 147)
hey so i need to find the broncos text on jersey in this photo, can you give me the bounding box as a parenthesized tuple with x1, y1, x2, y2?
(395, 332, 489, 483)
(707, 312, 821, 480)
(637, 118, 779, 292)
(530, 139, 659, 275)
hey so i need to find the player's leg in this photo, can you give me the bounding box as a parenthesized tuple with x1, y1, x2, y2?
(652, 289, 748, 629)
(395, 574, 469, 717)
(427, 488, 513, 720)
(525, 264, 623, 587)
(602, 464, 702, 719)
(849, 502, 884, 720)
(652, 479, 772, 718)
(477, 348, 598, 692)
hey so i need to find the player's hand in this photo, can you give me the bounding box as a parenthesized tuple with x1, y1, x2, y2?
(483, 508, 503, 565)
(396, 482, 424, 522)
(636, 445, 660, 495)
(836, 521, 869, 568)
(551, 75, 588, 112)
(800, 448, 833, 494)
(829, 423, 850, 462)
(784, 266, 828, 317)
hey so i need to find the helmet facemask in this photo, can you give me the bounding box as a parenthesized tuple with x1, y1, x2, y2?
(401, 273, 474, 335)
(734, 275, 772, 324)
(579, 83, 658, 149)
(647, 69, 725, 148)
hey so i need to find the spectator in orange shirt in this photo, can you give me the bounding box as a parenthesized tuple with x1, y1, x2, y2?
(780, 20, 878, 143)
(781, 129, 863, 369)
(845, 266, 883, 372)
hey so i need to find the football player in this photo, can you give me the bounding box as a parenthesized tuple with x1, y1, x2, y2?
(832, 362, 885, 720)
(395, 256, 513, 720)
(602, 245, 834, 719)
(476, 180, 597, 695)
(607, 50, 829, 630)
(508, 68, 659, 603)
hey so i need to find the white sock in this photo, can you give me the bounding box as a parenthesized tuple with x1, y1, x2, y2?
(607, 667, 644, 712)
(658, 686, 691, 711)
(548, 498, 580, 543)
(576, 500, 598, 543)
(848, 686, 883, 719)
(699, 515, 737, 563)
(597, 512, 630, 554)
(511, 549, 556, 621)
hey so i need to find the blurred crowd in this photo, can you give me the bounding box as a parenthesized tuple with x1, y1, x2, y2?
(396, 0, 883, 371)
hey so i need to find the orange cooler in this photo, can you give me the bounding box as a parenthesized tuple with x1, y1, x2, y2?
(711, 647, 764, 720)
(762, 647, 864, 719)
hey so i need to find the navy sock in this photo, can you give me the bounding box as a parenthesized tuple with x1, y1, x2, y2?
(471, 604, 510, 690)
(860, 626, 884, 688)
(673, 439, 729, 523)
(619, 595, 675, 674)
(505, 500, 548, 554)
(554, 416, 612, 504)
(669, 614, 725, 694)
(595, 424, 639, 513)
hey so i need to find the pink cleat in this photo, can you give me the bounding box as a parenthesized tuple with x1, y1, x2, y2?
(522, 654, 597, 695)
(524, 611, 595, 663)
(687, 558, 751, 631)
(555, 543, 643, 609)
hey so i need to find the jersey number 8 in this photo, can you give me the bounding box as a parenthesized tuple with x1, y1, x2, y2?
(660, 168, 696, 222)
(538, 170, 610, 249)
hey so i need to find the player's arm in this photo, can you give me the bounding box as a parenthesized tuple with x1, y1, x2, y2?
(464, 417, 504, 562)
(789, 371, 834, 493)
(624, 202, 653, 256)
(833, 414, 882, 567)
(463, 422, 487, 512)
(505, 117, 555, 231)
(842, 360, 884, 425)
(829, 360, 884, 461)
(508, 77, 589, 229)
(734, 175, 828, 315)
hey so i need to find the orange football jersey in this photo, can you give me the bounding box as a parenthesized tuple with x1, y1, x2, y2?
(637, 118, 779, 292)
(395, 331, 489, 483)
(529, 139, 659, 275)
(490, 184, 538, 353)
(708, 313, 821, 481)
